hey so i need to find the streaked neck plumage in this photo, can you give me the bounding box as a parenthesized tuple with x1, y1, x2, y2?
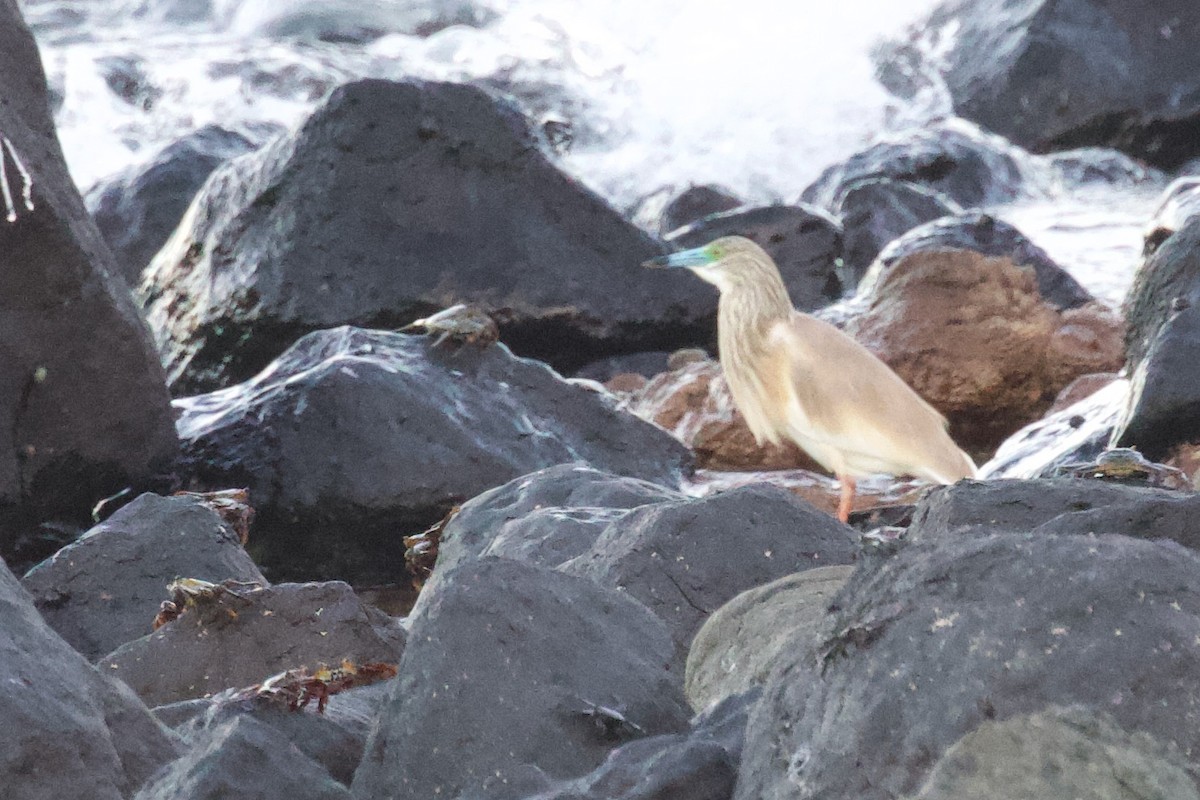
(712, 253, 793, 356)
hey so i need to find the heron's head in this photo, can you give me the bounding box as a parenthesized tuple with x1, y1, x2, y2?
(643, 236, 780, 293)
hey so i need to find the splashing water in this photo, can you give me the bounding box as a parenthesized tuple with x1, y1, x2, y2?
(29, 0, 1163, 302)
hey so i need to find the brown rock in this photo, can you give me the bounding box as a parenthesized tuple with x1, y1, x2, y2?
(1045, 304, 1126, 386)
(630, 360, 823, 472)
(846, 251, 1123, 458)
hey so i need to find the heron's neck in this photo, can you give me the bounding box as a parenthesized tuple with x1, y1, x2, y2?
(717, 275, 793, 340)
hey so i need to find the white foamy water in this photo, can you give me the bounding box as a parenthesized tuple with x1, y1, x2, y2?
(26, 0, 1168, 304)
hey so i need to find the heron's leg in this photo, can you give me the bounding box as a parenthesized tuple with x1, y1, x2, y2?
(836, 475, 856, 523)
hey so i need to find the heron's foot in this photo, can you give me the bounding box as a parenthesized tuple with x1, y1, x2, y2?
(836, 475, 856, 523)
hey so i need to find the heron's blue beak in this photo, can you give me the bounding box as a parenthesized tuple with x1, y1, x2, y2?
(642, 246, 715, 269)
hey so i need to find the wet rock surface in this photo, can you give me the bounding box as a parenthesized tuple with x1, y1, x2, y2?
(845, 250, 1123, 457)
(908, 477, 1198, 546)
(100, 580, 405, 707)
(834, 178, 958, 288)
(982, 377, 1126, 479)
(0, 558, 179, 800)
(658, 183, 743, 235)
(175, 327, 690, 584)
(85, 124, 258, 284)
(0, 0, 178, 569)
(1117, 215, 1200, 458)
(801, 120, 1026, 211)
(21, 492, 267, 662)
(735, 533, 1200, 800)
(138, 78, 735, 393)
(667, 203, 845, 306)
(434, 464, 682, 579)
(352, 557, 691, 800)
(875, 0, 1200, 169)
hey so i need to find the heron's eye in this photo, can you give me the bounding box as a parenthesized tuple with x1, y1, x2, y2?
(705, 244, 724, 261)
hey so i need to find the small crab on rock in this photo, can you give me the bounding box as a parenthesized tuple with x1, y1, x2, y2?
(152, 577, 265, 629)
(227, 659, 400, 713)
(173, 487, 255, 544)
(1054, 447, 1191, 489)
(400, 304, 499, 349)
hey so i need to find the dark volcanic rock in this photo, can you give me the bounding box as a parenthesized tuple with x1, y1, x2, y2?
(1117, 215, 1200, 457)
(659, 183, 743, 235)
(134, 716, 350, 800)
(138, 78, 733, 393)
(869, 210, 1092, 310)
(0, 558, 178, 800)
(0, 0, 178, 569)
(86, 125, 257, 283)
(800, 120, 1026, 211)
(910, 706, 1200, 800)
(1124, 213, 1200, 366)
(561, 484, 858, 670)
(21, 492, 267, 661)
(667, 204, 845, 306)
(175, 327, 690, 584)
(101, 580, 405, 706)
(834, 178, 959, 287)
(874, 0, 1200, 169)
(908, 478, 1199, 547)
(1115, 306, 1200, 458)
(352, 558, 691, 800)
(735, 534, 1200, 800)
(435, 464, 682, 579)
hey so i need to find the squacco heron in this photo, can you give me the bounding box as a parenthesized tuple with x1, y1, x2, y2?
(646, 235, 975, 522)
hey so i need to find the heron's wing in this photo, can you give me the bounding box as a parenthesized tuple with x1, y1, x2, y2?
(770, 313, 972, 480)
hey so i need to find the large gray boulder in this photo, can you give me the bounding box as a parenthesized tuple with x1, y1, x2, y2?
(874, 0, 1200, 169)
(101, 580, 405, 706)
(735, 533, 1200, 800)
(0, 0, 178, 570)
(22, 492, 266, 661)
(0, 557, 178, 800)
(1116, 214, 1200, 458)
(175, 327, 691, 584)
(134, 716, 350, 800)
(85, 124, 257, 283)
(908, 706, 1200, 800)
(561, 484, 858, 670)
(434, 464, 683, 579)
(685, 565, 855, 712)
(139, 78, 733, 393)
(352, 558, 691, 800)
